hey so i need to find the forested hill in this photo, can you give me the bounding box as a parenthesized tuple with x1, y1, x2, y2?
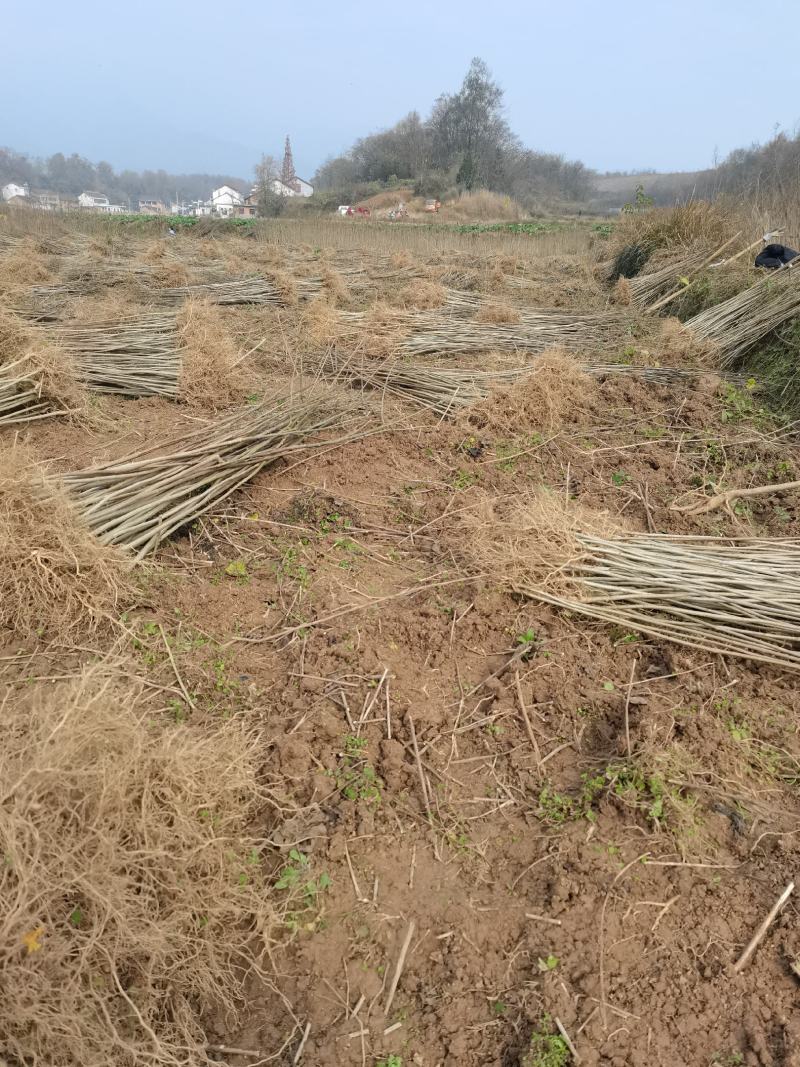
(312, 58, 595, 209)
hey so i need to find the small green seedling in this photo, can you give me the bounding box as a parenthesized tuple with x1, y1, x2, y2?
(224, 559, 249, 581)
(522, 1017, 569, 1067)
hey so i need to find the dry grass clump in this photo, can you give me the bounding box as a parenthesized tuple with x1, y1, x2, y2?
(475, 301, 521, 325)
(68, 288, 137, 322)
(658, 317, 715, 364)
(0, 445, 131, 637)
(440, 190, 525, 221)
(455, 489, 623, 592)
(612, 276, 632, 305)
(177, 297, 248, 408)
(149, 260, 191, 288)
(0, 303, 31, 357)
(144, 239, 168, 262)
(613, 200, 739, 254)
(462, 349, 594, 434)
(321, 266, 351, 306)
(0, 307, 87, 422)
(0, 663, 274, 1067)
(390, 278, 447, 310)
(389, 250, 414, 270)
(0, 236, 53, 290)
(262, 268, 298, 305)
(18, 342, 86, 408)
(301, 296, 345, 348)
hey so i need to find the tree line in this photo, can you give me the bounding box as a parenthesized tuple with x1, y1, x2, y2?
(312, 58, 595, 208)
(695, 130, 800, 202)
(0, 146, 249, 205)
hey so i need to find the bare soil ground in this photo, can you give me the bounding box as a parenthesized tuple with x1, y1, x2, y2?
(2, 219, 800, 1067)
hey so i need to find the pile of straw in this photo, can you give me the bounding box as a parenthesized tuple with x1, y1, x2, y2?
(63, 389, 359, 557)
(0, 662, 272, 1067)
(0, 308, 85, 425)
(1, 445, 131, 637)
(176, 296, 249, 408)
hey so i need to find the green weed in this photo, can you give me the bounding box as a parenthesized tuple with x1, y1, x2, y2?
(275, 849, 331, 902)
(224, 559, 249, 582)
(522, 1017, 569, 1067)
(333, 736, 382, 803)
(453, 468, 477, 490)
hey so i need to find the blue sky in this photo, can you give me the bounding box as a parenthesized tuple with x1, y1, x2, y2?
(4, 0, 799, 180)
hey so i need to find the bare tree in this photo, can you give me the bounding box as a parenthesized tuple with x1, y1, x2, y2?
(254, 154, 285, 217)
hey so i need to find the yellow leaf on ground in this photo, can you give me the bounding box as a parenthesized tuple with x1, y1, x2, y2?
(22, 925, 45, 954)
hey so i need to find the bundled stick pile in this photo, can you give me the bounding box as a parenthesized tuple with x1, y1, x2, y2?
(519, 533, 800, 671)
(62, 390, 358, 558)
(323, 353, 722, 417)
(686, 265, 800, 365)
(627, 246, 710, 308)
(147, 276, 286, 307)
(323, 355, 533, 415)
(44, 313, 180, 396)
(0, 356, 74, 424)
(401, 307, 624, 356)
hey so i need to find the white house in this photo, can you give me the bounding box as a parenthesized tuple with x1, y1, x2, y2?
(188, 199, 212, 217)
(2, 182, 28, 201)
(267, 177, 313, 198)
(210, 185, 244, 216)
(78, 191, 110, 210)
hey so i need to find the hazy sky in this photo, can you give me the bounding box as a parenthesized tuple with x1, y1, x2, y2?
(4, 0, 799, 181)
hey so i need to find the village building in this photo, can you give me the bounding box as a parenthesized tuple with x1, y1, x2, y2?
(210, 185, 244, 216)
(78, 191, 110, 210)
(2, 182, 28, 201)
(138, 199, 168, 215)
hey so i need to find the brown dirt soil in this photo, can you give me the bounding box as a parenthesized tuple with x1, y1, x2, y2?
(3, 222, 800, 1067)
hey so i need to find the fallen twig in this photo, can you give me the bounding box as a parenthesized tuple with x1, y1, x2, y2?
(555, 1016, 581, 1062)
(384, 921, 416, 1017)
(672, 479, 800, 516)
(292, 1021, 311, 1065)
(733, 881, 794, 972)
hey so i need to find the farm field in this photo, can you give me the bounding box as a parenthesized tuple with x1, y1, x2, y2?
(2, 209, 800, 1067)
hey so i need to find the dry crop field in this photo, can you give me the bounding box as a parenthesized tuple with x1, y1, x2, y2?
(1, 207, 800, 1067)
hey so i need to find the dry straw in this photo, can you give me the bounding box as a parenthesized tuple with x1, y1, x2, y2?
(0, 308, 86, 425)
(0, 445, 132, 637)
(0, 662, 273, 1067)
(176, 296, 249, 408)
